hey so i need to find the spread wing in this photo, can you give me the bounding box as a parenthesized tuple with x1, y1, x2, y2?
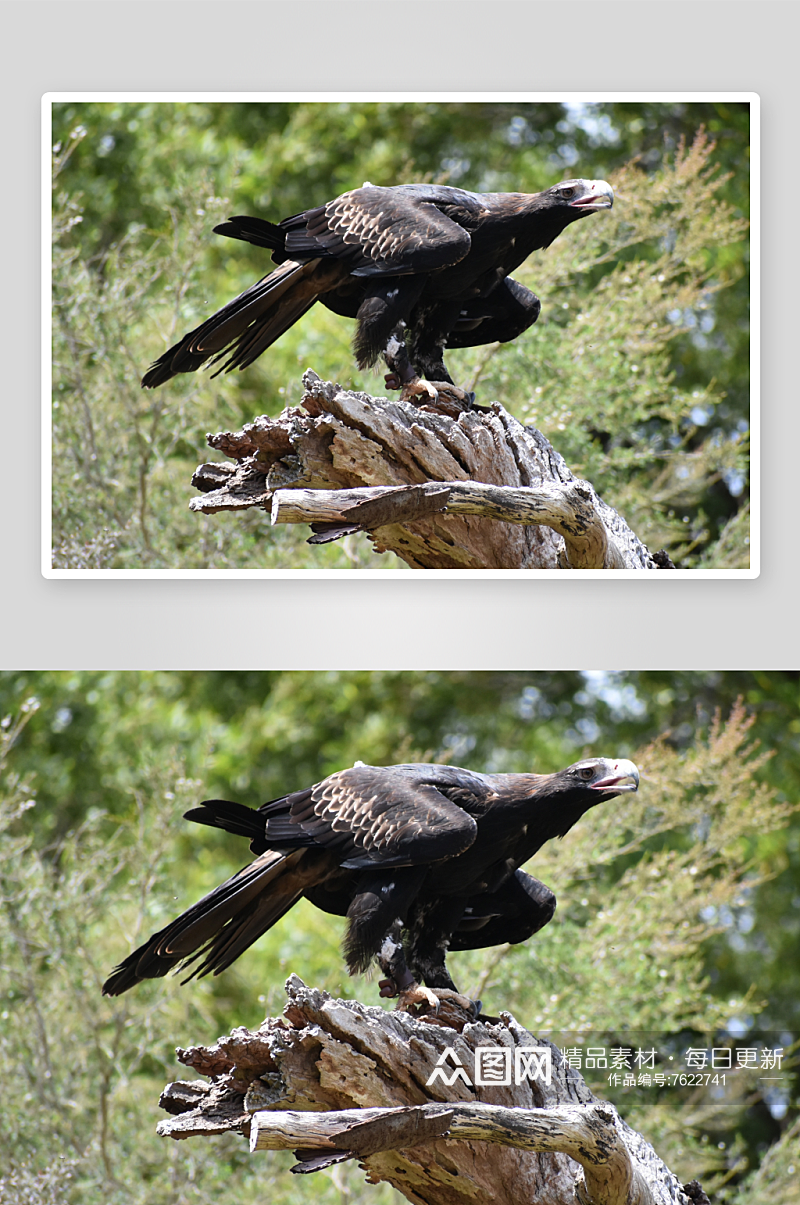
(141, 259, 321, 386)
(263, 764, 483, 869)
(102, 849, 305, 993)
(281, 186, 474, 277)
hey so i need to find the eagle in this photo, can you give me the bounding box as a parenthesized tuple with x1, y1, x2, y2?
(103, 756, 638, 1011)
(141, 178, 613, 393)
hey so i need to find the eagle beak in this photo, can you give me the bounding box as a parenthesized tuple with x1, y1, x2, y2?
(570, 180, 614, 211)
(590, 758, 639, 793)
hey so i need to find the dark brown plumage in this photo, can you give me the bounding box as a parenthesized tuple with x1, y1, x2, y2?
(141, 178, 613, 390)
(102, 757, 638, 1001)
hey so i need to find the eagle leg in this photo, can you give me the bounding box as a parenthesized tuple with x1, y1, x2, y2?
(377, 920, 417, 998)
(395, 982, 446, 1013)
(397, 985, 480, 1022)
(375, 921, 453, 1014)
(382, 327, 416, 391)
(382, 323, 475, 414)
(377, 899, 480, 1019)
(400, 378, 442, 406)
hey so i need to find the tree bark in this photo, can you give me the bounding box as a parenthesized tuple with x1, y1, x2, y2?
(158, 976, 699, 1205)
(190, 371, 671, 570)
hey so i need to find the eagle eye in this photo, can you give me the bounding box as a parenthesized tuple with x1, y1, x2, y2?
(578, 766, 595, 780)
(560, 187, 575, 198)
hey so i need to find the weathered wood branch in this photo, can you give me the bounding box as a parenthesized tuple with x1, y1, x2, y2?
(249, 1100, 653, 1205)
(270, 481, 625, 568)
(157, 976, 701, 1205)
(190, 370, 673, 569)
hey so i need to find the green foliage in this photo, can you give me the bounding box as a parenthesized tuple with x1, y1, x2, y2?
(51, 132, 401, 571)
(733, 1118, 800, 1205)
(50, 102, 750, 569)
(0, 673, 796, 1203)
(457, 134, 749, 560)
(458, 706, 786, 1035)
(0, 701, 402, 1205)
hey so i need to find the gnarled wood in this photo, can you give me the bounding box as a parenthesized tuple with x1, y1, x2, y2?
(157, 976, 699, 1205)
(249, 1101, 651, 1205)
(270, 480, 624, 568)
(190, 371, 671, 569)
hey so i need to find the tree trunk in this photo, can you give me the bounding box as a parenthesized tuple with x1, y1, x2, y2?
(190, 371, 672, 570)
(158, 976, 702, 1205)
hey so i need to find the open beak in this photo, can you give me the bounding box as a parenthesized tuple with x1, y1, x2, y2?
(569, 180, 614, 211)
(590, 758, 639, 793)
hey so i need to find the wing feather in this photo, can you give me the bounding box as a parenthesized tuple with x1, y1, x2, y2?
(142, 260, 315, 386)
(102, 850, 297, 993)
(275, 764, 482, 868)
(282, 187, 473, 277)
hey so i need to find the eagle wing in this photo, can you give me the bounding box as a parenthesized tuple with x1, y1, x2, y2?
(263, 763, 483, 869)
(102, 849, 303, 993)
(282, 186, 475, 277)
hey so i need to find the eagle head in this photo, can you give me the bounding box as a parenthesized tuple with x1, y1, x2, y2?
(565, 756, 639, 794)
(551, 178, 614, 212)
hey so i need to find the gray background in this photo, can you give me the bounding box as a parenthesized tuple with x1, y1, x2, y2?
(6, 1, 793, 670)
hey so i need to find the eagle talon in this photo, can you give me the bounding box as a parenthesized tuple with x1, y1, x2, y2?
(394, 982, 442, 1014)
(400, 377, 440, 406)
(403, 379, 476, 417)
(394, 985, 480, 1022)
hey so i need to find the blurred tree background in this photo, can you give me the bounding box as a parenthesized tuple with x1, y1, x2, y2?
(50, 100, 751, 570)
(0, 670, 796, 1205)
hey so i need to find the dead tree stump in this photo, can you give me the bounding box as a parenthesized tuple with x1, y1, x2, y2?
(158, 976, 700, 1205)
(190, 371, 671, 570)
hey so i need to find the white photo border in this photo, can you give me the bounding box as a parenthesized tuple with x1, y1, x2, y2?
(42, 92, 759, 581)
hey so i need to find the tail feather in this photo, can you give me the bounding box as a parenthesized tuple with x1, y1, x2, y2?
(194, 261, 307, 355)
(214, 215, 286, 254)
(185, 799, 267, 848)
(101, 849, 302, 995)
